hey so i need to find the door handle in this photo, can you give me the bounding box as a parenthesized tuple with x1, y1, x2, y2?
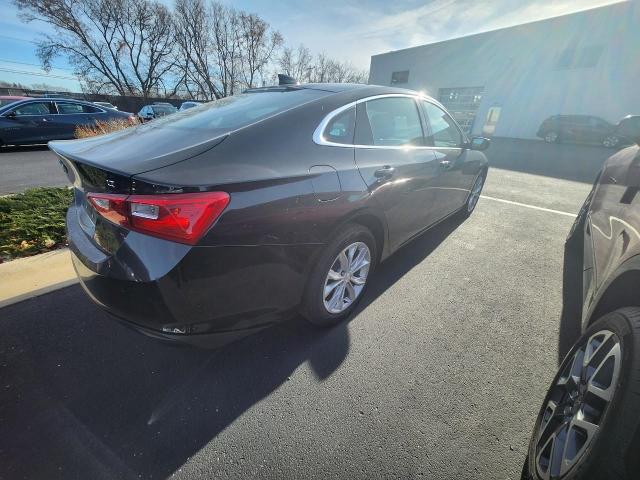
(374, 165, 395, 179)
(439, 160, 452, 169)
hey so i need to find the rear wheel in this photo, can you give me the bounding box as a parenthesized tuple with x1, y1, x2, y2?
(602, 135, 619, 148)
(545, 131, 559, 143)
(526, 308, 640, 480)
(301, 224, 377, 327)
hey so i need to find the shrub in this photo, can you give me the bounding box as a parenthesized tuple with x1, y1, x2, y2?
(0, 188, 73, 261)
(75, 118, 137, 139)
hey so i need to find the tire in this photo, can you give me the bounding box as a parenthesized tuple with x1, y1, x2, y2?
(602, 135, 620, 148)
(300, 223, 377, 327)
(459, 170, 486, 218)
(526, 307, 640, 480)
(545, 131, 560, 143)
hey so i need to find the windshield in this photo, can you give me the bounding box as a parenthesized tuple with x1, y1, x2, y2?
(151, 105, 177, 114)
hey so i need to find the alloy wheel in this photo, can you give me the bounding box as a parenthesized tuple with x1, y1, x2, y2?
(323, 241, 371, 314)
(534, 330, 622, 479)
(467, 174, 484, 213)
(602, 135, 619, 148)
(545, 132, 558, 143)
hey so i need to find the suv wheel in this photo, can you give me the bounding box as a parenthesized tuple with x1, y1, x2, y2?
(602, 135, 620, 148)
(526, 308, 640, 480)
(544, 131, 559, 143)
(301, 224, 377, 327)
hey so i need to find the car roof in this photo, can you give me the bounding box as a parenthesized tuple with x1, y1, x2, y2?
(243, 83, 435, 103)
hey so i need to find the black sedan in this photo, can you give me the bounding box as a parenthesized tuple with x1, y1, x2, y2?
(50, 83, 489, 347)
(0, 98, 135, 146)
(524, 141, 640, 479)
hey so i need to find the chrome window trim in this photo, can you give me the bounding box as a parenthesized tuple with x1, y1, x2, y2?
(312, 93, 465, 150)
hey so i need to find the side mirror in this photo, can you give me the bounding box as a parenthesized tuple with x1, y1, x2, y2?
(4, 111, 17, 119)
(468, 136, 490, 151)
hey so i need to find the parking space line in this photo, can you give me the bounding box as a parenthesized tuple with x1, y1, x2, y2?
(480, 195, 577, 218)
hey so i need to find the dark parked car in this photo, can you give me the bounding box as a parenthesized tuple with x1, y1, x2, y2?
(50, 83, 490, 347)
(524, 142, 640, 479)
(93, 101, 117, 110)
(537, 114, 618, 147)
(0, 98, 135, 146)
(138, 104, 178, 122)
(537, 114, 640, 148)
(179, 101, 202, 111)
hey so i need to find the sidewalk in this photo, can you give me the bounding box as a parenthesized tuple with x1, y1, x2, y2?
(0, 249, 78, 308)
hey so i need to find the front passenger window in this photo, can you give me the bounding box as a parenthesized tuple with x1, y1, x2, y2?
(356, 97, 424, 147)
(11, 102, 51, 116)
(423, 102, 463, 148)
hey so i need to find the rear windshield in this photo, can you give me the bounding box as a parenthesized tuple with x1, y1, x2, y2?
(151, 105, 178, 114)
(146, 88, 328, 132)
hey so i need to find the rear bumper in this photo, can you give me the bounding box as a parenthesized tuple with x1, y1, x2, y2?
(67, 205, 321, 346)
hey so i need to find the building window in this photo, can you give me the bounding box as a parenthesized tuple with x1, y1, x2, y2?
(391, 70, 409, 85)
(437, 86, 484, 135)
(556, 45, 604, 69)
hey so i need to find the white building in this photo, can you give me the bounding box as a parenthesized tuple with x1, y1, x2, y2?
(368, 1, 640, 139)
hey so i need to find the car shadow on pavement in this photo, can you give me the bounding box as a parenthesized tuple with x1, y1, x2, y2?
(0, 144, 49, 153)
(0, 215, 463, 480)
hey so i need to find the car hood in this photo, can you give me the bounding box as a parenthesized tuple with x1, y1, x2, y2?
(49, 121, 228, 176)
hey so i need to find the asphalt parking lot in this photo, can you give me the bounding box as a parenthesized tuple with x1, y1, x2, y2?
(0, 167, 592, 479)
(0, 146, 67, 195)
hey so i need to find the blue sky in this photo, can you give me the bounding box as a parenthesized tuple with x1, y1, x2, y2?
(0, 0, 622, 91)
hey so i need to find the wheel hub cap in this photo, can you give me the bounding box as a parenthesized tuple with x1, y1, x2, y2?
(323, 241, 371, 314)
(534, 330, 621, 479)
(467, 175, 484, 212)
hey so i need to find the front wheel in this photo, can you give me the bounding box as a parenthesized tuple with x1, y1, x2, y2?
(526, 308, 640, 480)
(301, 224, 377, 327)
(460, 171, 486, 217)
(545, 131, 560, 143)
(602, 135, 619, 148)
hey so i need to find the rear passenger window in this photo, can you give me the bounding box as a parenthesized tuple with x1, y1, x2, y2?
(323, 107, 355, 144)
(356, 97, 424, 147)
(423, 102, 463, 147)
(57, 103, 101, 114)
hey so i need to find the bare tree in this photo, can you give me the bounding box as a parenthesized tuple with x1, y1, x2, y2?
(238, 12, 283, 88)
(14, 0, 179, 98)
(278, 46, 369, 84)
(173, 0, 222, 100)
(174, 1, 283, 98)
(278, 44, 313, 83)
(210, 2, 241, 97)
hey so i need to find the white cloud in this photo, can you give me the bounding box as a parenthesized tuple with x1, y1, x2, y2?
(268, 0, 625, 69)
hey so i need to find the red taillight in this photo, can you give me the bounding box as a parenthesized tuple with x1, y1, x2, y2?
(87, 192, 230, 245)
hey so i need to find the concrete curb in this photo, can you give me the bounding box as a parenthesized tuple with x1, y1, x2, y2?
(0, 249, 78, 308)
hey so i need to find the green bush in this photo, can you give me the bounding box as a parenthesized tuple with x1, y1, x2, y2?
(0, 187, 73, 261)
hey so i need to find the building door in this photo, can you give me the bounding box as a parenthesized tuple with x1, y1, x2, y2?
(438, 86, 484, 136)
